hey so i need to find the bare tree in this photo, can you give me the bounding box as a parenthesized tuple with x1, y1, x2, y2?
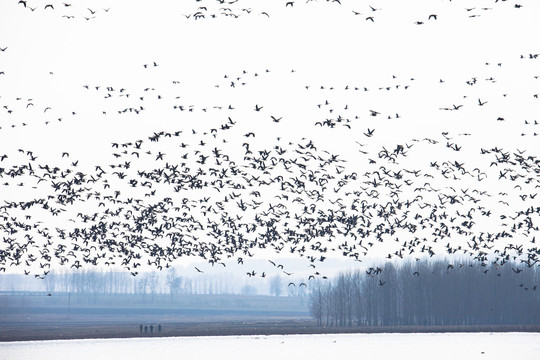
(166, 268, 183, 303)
(309, 279, 325, 326)
(270, 275, 283, 296)
(148, 271, 159, 303)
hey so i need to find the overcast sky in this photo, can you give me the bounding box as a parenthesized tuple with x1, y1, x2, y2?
(0, 0, 539, 277)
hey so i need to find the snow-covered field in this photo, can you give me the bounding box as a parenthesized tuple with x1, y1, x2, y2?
(1, 333, 539, 360)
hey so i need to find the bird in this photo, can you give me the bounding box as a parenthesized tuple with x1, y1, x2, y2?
(364, 128, 375, 137)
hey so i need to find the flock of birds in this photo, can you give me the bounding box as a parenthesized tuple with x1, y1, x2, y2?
(16, 0, 111, 21)
(10, 0, 529, 23)
(2, 58, 539, 138)
(175, 0, 527, 23)
(0, 123, 539, 280)
(0, 0, 539, 285)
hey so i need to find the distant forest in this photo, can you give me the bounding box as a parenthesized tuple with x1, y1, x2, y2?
(0, 267, 307, 300)
(309, 261, 540, 326)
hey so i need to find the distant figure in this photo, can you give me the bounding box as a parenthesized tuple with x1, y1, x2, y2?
(144, 325, 148, 333)
(158, 324, 162, 333)
(139, 324, 143, 334)
(150, 325, 154, 333)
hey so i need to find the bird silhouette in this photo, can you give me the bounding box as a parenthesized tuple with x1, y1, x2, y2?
(364, 128, 375, 137)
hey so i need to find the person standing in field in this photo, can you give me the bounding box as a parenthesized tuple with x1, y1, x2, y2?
(139, 324, 143, 334)
(150, 325, 154, 333)
(158, 324, 162, 333)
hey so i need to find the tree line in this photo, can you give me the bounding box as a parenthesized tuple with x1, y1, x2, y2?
(0, 268, 309, 301)
(309, 260, 540, 327)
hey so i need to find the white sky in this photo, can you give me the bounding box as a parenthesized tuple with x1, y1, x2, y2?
(0, 0, 539, 277)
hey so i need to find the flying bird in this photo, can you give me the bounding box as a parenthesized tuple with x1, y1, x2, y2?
(364, 128, 375, 137)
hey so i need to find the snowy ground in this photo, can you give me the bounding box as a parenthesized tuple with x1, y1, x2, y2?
(1, 332, 540, 360)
